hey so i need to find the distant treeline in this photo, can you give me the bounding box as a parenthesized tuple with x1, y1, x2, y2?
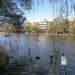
(1, 19, 75, 34)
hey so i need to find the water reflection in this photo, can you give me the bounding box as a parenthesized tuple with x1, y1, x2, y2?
(0, 33, 75, 75)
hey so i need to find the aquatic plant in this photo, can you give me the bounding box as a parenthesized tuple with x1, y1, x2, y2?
(0, 45, 9, 66)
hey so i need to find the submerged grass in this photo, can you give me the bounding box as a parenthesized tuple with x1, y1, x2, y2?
(0, 45, 8, 66)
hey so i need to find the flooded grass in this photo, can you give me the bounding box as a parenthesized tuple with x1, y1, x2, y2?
(0, 45, 8, 66)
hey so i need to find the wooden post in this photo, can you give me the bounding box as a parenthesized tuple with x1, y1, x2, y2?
(17, 44, 18, 50)
(64, 65, 67, 75)
(5, 40, 6, 45)
(29, 48, 30, 56)
(50, 55, 53, 64)
(10, 42, 11, 46)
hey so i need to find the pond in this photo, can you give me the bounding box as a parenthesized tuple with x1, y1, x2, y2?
(0, 33, 75, 75)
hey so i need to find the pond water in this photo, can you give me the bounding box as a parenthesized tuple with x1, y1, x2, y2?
(0, 33, 75, 75)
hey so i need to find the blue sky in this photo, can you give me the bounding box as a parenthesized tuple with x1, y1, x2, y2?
(26, 0, 53, 22)
(25, 0, 75, 22)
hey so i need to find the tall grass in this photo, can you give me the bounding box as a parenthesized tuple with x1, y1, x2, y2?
(0, 45, 8, 65)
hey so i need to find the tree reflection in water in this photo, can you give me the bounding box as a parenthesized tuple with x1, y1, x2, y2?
(1, 34, 75, 75)
(49, 35, 62, 75)
(0, 54, 44, 75)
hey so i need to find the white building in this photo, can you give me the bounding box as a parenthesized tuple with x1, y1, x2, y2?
(38, 19, 47, 32)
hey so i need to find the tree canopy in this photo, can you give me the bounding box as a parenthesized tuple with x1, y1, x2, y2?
(0, 0, 34, 32)
(0, 0, 75, 32)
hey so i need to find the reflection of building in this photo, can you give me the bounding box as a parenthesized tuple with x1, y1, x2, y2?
(38, 19, 47, 32)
